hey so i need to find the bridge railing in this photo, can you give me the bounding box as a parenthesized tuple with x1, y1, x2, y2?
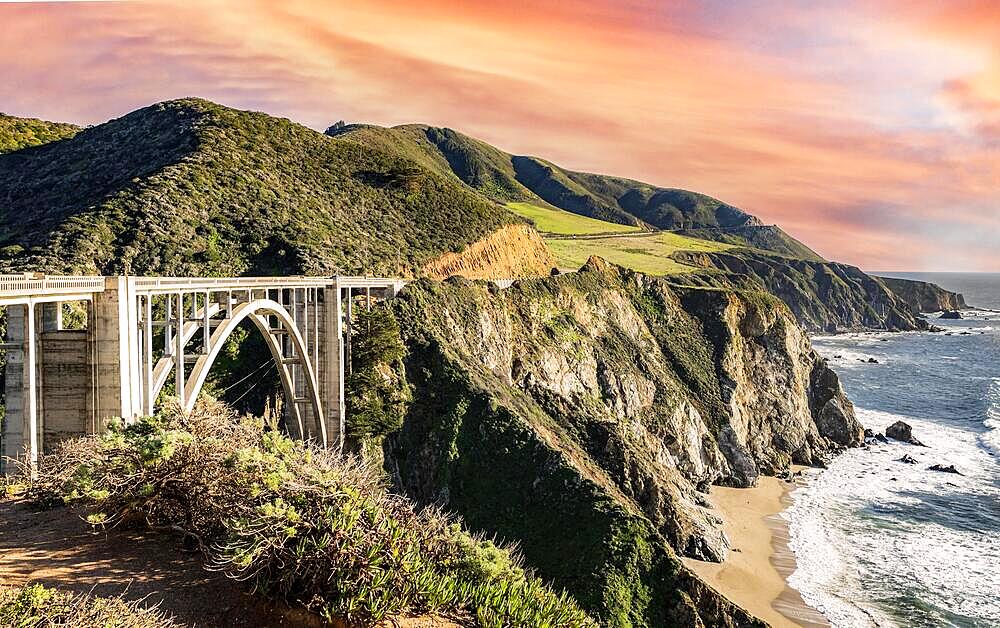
(0, 274, 107, 304)
(133, 275, 338, 295)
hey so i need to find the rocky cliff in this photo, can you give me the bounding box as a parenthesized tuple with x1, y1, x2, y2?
(672, 250, 929, 332)
(422, 224, 557, 280)
(879, 276, 967, 313)
(382, 258, 861, 627)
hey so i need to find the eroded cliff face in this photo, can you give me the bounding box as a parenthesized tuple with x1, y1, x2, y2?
(421, 223, 556, 280)
(879, 276, 967, 313)
(383, 258, 861, 627)
(672, 249, 929, 332)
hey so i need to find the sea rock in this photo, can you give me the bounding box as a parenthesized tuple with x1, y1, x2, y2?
(896, 454, 918, 464)
(886, 420, 926, 446)
(810, 360, 865, 447)
(867, 357, 879, 364)
(928, 464, 962, 475)
(939, 310, 962, 319)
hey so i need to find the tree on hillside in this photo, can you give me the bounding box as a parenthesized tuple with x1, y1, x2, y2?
(345, 303, 410, 441)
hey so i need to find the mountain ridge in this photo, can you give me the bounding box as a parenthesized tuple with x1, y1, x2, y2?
(0, 99, 539, 278)
(329, 122, 826, 261)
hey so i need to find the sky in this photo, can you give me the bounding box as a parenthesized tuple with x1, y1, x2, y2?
(1, 0, 998, 271)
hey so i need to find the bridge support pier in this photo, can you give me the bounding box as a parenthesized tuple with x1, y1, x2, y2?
(92, 277, 143, 430)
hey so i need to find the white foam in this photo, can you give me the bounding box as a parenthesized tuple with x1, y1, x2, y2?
(982, 378, 1000, 457)
(785, 409, 1000, 627)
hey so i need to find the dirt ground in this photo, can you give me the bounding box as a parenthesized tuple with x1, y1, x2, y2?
(0, 498, 462, 627)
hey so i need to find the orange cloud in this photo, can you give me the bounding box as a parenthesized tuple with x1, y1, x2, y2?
(1, 0, 997, 270)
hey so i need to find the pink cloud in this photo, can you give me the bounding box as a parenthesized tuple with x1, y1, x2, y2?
(1, 0, 997, 271)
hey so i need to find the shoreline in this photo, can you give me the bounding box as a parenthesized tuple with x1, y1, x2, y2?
(682, 469, 828, 628)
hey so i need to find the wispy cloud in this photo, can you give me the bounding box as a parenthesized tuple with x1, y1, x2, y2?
(1, 0, 997, 270)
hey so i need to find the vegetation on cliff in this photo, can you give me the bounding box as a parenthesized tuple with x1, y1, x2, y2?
(31, 400, 594, 627)
(0, 114, 79, 154)
(346, 306, 411, 441)
(0, 583, 175, 628)
(670, 249, 931, 332)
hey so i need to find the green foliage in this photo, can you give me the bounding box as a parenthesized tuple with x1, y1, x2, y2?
(0, 114, 79, 155)
(0, 99, 519, 276)
(32, 401, 595, 627)
(0, 583, 176, 627)
(345, 305, 411, 440)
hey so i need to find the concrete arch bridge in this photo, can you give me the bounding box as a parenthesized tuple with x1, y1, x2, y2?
(0, 274, 406, 473)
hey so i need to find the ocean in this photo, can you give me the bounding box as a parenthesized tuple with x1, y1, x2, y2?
(785, 273, 1000, 627)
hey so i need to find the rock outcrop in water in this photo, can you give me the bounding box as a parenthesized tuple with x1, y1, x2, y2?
(382, 258, 861, 627)
(886, 420, 926, 446)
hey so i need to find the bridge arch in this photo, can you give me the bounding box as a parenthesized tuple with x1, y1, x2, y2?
(149, 299, 326, 445)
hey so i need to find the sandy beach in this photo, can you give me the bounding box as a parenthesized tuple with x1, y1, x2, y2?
(682, 471, 829, 628)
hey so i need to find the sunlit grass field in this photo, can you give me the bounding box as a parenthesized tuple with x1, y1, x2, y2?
(546, 232, 731, 275)
(506, 202, 641, 235)
(506, 200, 732, 275)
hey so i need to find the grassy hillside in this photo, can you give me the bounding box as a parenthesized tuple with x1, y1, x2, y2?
(0, 114, 79, 154)
(506, 201, 640, 235)
(0, 99, 522, 276)
(332, 122, 824, 260)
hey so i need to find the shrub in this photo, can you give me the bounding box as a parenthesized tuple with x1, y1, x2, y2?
(32, 400, 595, 627)
(345, 305, 410, 440)
(0, 583, 176, 628)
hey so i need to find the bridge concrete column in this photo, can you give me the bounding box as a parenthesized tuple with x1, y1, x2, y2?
(321, 284, 345, 450)
(2, 304, 31, 473)
(91, 277, 142, 429)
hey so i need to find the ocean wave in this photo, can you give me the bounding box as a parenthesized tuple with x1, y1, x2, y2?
(786, 409, 1000, 627)
(982, 378, 1000, 457)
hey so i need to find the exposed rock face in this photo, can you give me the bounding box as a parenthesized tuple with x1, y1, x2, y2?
(809, 359, 864, 448)
(383, 258, 858, 627)
(671, 250, 929, 332)
(879, 276, 967, 313)
(421, 224, 556, 280)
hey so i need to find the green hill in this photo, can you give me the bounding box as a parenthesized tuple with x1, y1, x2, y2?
(0, 100, 527, 277)
(330, 122, 824, 260)
(0, 114, 79, 154)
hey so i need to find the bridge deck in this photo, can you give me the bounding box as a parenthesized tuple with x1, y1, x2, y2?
(0, 274, 407, 302)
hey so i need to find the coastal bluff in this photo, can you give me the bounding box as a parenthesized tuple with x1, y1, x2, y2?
(381, 258, 862, 627)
